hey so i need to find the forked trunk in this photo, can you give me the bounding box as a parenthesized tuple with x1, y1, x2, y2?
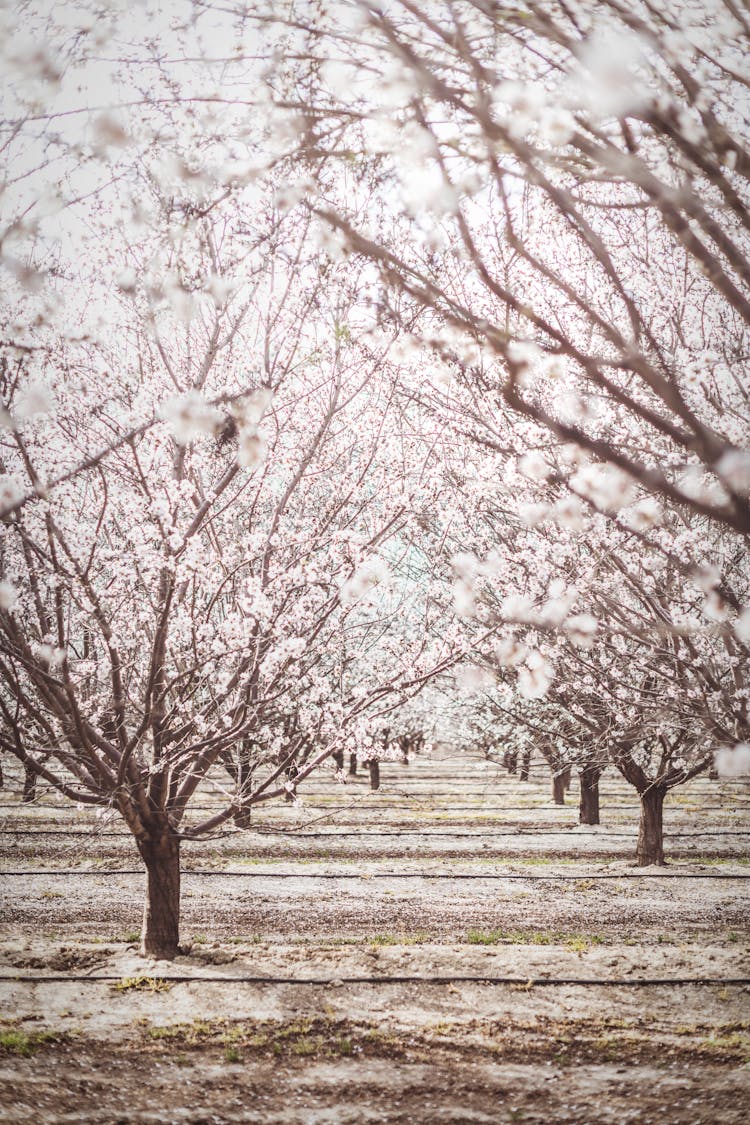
(637, 785, 667, 866)
(349, 752, 357, 776)
(578, 766, 601, 825)
(23, 764, 37, 803)
(138, 833, 181, 959)
(519, 751, 530, 782)
(368, 760, 380, 790)
(552, 770, 566, 805)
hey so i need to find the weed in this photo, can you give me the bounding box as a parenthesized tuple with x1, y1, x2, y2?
(370, 932, 429, 946)
(147, 1026, 182, 1041)
(223, 1046, 241, 1063)
(0, 1029, 63, 1056)
(113, 976, 171, 994)
(466, 928, 603, 947)
(291, 1036, 320, 1057)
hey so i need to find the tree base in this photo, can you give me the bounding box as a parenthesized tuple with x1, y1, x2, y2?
(636, 786, 667, 866)
(138, 834, 181, 960)
(578, 767, 601, 826)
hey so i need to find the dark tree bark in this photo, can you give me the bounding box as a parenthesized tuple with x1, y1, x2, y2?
(234, 754, 254, 827)
(637, 785, 667, 866)
(138, 832, 181, 959)
(333, 749, 344, 770)
(22, 763, 37, 803)
(284, 763, 299, 803)
(519, 751, 530, 782)
(578, 766, 601, 825)
(234, 803, 252, 828)
(552, 770, 567, 805)
(348, 752, 357, 776)
(562, 765, 571, 791)
(504, 750, 517, 775)
(368, 759, 380, 790)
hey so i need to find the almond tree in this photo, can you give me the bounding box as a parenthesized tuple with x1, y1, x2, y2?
(253, 0, 750, 634)
(0, 151, 460, 956)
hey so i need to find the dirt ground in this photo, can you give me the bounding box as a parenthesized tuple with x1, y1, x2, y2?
(1, 753, 748, 1122)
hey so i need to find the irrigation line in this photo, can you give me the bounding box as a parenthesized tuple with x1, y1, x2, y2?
(3, 869, 749, 880)
(2, 827, 750, 840)
(2, 803, 748, 813)
(2, 973, 749, 987)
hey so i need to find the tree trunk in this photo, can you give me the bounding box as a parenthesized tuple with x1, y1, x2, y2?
(552, 770, 566, 805)
(348, 752, 357, 776)
(578, 766, 601, 825)
(562, 765, 571, 791)
(234, 756, 253, 828)
(504, 750, 517, 775)
(234, 805, 252, 828)
(519, 751, 530, 782)
(138, 834, 181, 959)
(333, 749, 344, 771)
(368, 760, 380, 791)
(636, 786, 667, 866)
(23, 764, 37, 803)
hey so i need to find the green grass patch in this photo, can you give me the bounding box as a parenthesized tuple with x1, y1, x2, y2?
(0, 1029, 66, 1056)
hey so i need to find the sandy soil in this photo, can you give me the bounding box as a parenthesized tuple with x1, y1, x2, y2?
(1, 756, 748, 1122)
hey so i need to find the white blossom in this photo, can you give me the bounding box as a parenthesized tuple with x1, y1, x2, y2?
(15, 382, 54, 420)
(624, 497, 663, 531)
(570, 463, 635, 512)
(518, 651, 553, 699)
(340, 557, 390, 605)
(715, 449, 750, 494)
(734, 607, 750, 644)
(565, 614, 597, 648)
(456, 664, 495, 693)
(453, 578, 476, 618)
(568, 27, 650, 118)
(237, 431, 268, 469)
(0, 581, 18, 610)
(495, 637, 528, 667)
(160, 392, 223, 444)
(714, 744, 750, 778)
(518, 451, 551, 483)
